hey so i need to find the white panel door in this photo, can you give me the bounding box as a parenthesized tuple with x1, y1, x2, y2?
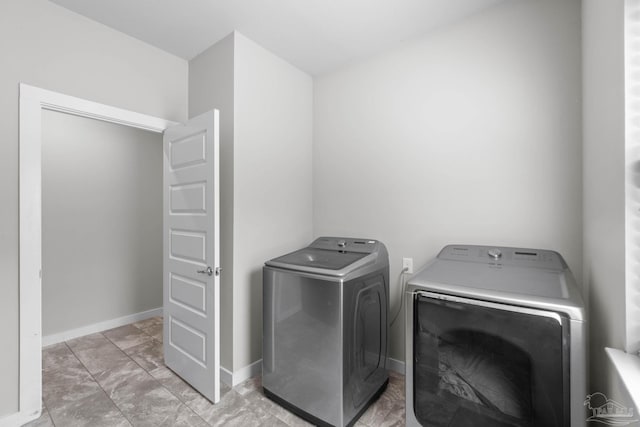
(163, 110, 220, 403)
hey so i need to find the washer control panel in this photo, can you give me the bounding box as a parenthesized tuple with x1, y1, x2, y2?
(310, 237, 378, 254)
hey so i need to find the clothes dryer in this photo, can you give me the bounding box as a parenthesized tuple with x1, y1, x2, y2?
(405, 245, 586, 427)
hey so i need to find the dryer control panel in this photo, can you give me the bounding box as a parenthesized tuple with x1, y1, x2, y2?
(438, 245, 566, 270)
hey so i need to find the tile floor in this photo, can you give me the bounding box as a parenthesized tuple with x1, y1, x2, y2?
(26, 317, 406, 426)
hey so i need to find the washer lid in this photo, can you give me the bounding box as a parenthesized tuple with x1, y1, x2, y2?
(267, 247, 368, 270)
(264, 237, 388, 277)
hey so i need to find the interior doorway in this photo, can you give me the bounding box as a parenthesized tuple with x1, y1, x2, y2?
(18, 84, 174, 425)
(41, 109, 163, 344)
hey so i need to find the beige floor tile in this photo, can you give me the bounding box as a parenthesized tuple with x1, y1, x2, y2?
(104, 324, 155, 351)
(67, 333, 132, 376)
(41, 317, 407, 426)
(42, 343, 80, 373)
(133, 316, 162, 331)
(43, 362, 102, 409)
(126, 339, 165, 372)
(48, 389, 131, 427)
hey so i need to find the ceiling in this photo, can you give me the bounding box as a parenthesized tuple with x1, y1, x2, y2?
(49, 0, 505, 76)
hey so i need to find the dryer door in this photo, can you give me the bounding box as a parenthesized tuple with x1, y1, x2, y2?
(412, 291, 569, 427)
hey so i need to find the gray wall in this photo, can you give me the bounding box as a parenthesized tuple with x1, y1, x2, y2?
(189, 32, 313, 374)
(233, 32, 313, 370)
(189, 33, 235, 371)
(313, 0, 583, 362)
(582, 0, 628, 399)
(42, 110, 162, 336)
(5, 0, 633, 417)
(0, 0, 187, 418)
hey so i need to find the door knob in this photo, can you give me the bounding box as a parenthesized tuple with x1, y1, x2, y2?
(197, 266, 214, 276)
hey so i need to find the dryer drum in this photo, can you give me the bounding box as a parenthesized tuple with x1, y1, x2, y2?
(413, 294, 566, 427)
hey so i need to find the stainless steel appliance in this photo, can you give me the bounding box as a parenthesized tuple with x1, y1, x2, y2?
(405, 245, 586, 427)
(263, 237, 390, 427)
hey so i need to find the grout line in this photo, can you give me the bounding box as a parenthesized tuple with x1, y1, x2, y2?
(103, 320, 212, 427)
(31, 407, 56, 427)
(44, 317, 406, 427)
(130, 318, 217, 426)
(64, 335, 134, 427)
(43, 321, 206, 426)
(39, 406, 57, 427)
(48, 407, 57, 427)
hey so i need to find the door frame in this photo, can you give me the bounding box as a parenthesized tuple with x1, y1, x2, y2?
(18, 83, 176, 424)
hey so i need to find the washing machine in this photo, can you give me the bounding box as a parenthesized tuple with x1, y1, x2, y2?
(405, 245, 586, 427)
(263, 237, 389, 427)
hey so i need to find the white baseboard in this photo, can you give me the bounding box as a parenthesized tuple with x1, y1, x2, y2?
(0, 412, 19, 427)
(219, 360, 261, 387)
(230, 359, 263, 386)
(0, 408, 39, 427)
(220, 366, 233, 387)
(42, 307, 163, 347)
(388, 357, 406, 375)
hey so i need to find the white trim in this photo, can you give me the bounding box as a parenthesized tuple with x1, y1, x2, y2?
(20, 85, 171, 133)
(212, 110, 221, 400)
(387, 357, 406, 375)
(19, 84, 44, 427)
(0, 412, 19, 427)
(625, 0, 640, 355)
(42, 308, 163, 347)
(606, 347, 640, 410)
(231, 359, 263, 386)
(19, 83, 176, 426)
(220, 366, 233, 387)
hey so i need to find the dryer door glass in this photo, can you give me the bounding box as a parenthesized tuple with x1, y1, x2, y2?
(413, 293, 568, 427)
